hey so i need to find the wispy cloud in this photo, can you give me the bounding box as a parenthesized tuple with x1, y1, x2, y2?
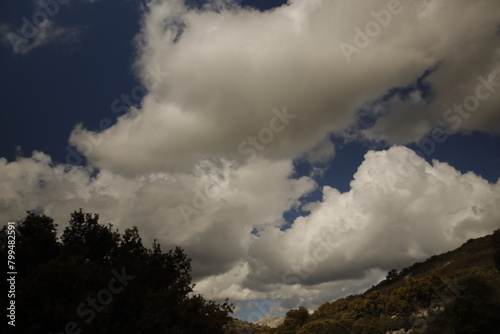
(0, 0, 87, 55)
(1, 21, 81, 55)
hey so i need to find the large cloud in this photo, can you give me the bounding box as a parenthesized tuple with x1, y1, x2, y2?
(2, 0, 500, 320)
(1, 146, 498, 315)
(0, 152, 314, 279)
(193, 146, 500, 313)
(68, 0, 500, 174)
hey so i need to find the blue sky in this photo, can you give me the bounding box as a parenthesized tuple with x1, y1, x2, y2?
(1, 0, 500, 322)
(1, 0, 499, 184)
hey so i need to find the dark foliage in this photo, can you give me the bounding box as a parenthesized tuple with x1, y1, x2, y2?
(1, 210, 233, 334)
(493, 229, 500, 270)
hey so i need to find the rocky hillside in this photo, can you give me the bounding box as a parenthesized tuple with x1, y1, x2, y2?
(226, 229, 500, 334)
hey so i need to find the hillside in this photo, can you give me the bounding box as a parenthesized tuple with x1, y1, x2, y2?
(223, 318, 273, 333)
(364, 233, 497, 296)
(227, 230, 500, 334)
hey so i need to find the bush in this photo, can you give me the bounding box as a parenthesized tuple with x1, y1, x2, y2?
(297, 319, 350, 334)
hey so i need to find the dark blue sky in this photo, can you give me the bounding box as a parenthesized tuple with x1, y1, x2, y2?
(0, 0, 288, 162)
(1, 0, 499, 195)
(0, 0, 142, 164)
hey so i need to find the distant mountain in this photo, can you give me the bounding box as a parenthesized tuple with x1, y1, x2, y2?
(254, 316, 285, 328)
(226, 229, 500, 334)
(223, 317, 272, 333)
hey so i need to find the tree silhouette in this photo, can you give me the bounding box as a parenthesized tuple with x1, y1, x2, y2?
(276, 306, 311, 333)
(1, 210, 233, 334)
(386, 269, 399, 282)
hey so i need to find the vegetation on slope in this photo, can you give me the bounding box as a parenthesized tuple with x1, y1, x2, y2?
(261, 230, 500, 334)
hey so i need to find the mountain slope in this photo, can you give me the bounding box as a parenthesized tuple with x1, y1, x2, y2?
(365, 233, 497, 296)
(270, 229, 500, 334)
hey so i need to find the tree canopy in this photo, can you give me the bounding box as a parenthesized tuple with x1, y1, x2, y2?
(1, 210, 233, 334)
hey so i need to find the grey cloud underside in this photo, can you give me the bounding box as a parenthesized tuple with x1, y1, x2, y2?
(1, 0, 500, 314)
(2, 145, 498, 310)
(66, 0, 500, 174)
